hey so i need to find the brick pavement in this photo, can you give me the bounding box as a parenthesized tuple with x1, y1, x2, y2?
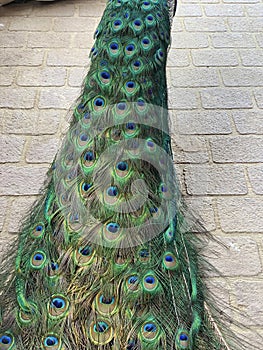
(0, 0, 262, 342)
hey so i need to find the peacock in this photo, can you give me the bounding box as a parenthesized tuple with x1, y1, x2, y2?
(0, 1, 256, 349)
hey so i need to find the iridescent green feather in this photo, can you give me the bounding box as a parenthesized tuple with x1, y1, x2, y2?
(0, 1, 258, 350)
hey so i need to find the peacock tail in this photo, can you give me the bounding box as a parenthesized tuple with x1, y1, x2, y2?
(0, 1, 256, 349)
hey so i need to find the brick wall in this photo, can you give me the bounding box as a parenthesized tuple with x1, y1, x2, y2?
(0, 0, 262, 342)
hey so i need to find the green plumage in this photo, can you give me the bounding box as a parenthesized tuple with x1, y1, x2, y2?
(0, 1, 255, 349)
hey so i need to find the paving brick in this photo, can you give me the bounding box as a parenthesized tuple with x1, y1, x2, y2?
(0, 197, 8, 231)
(201, 88, 253, 109)
(191, 49, 239, 67)
(0, 165, 48, 195)
(68, 67, 86, 87)
(176, 4, 202, 17)
(206, 237, 261, 276)
(71, 33, 93, 48)
(0, 4, 33, 16)
(3, 109, 61, 136)
(26, 137, 59, 163)
(0, 135, 25, 163)
(232, 110, 263, 134)
(8, 197, 36, 233)
(37, 110, 62, 135)
(171, 135, 209, 164)
(220, 68, 263, 87)
(0, 237, 16, 259)
(0, 67, 17, 85)
(170, 67, 219, 87)
(247, 166, 263, 194)
(33, 2, 75, 17)
(227, 18, 263, 32)
(0, 48, 44, 67)
(47, 49, 88, 67)
(9, 17, 52, 32)
(17, 67, 67, 87)
(0, 32, 27, 48)
(184, 18, 227, 32)
(181, 0, 219, 2)
(0, 88, 36, 108)
(245, 4, 263, 16)
(254, 89, 263, 108)
(177, 110, 232, 134)
(185, 197, 216, 231)
(223, 0, 259, 2)
(256, 33, 263, 48)
(239, 49, 263, 67)
(184, 165, 247, 195)
(79, 3, 106, 16)
(211, 33, 256, 48)
(210, 136, 263, 163)
(3, 110, 36, 135)
(39, 87, 80, 109)
(171, 32, 209, 48)
(168, 88, 199, 109)
(234, 281, 263, 326)
(204, 4, 245, 16)
(27, 32, 71, 48)
(167, 50, 190, 67)
(171, 19, 184, 32)
(54, 18, 97, 32)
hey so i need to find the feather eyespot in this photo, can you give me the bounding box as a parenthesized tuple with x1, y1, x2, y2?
(110, 128, 122, 141)
(104, 186, 119, 205)
(31, 251, 47, 269)
(82, 112, 91, 126)
(100, 71, 111, 84)
(93, 97, 105, 111)
(48, 261, 59, 277)
(107, 223, 120, 233)
(48, 295, 69, 318)
(31, 223, 45, 238)
(125, 44, 135, 56)
(74, 245, 94, 266)
(115, 101, 128, 117)
(142, 1, 150, 9)
(124, 81, 138, 96)
(141, 37, 152, 50)
(89, 320, 114, 345)
(126, 275, 140, 292)
(127, 339, 137, 350)
(42, 334, 62, 350)
(94, 294, 117, 316)
(143, 274, 158, 291)
(160, 182, 172, 200)
(142, 322, 157, 340)
(103, 222, 121, 241)
(112, 19, 123, 31)
(83, 150, 96, 169)
(80, 182, 93, 197)
(138, 249, 150, 263)
(110, 43, 118, 50)
(115, 160, 129, 178)
(176, 331, 190, 349)
(125, 122, 138, 136)
(163, 252, 178, 270)
(77, 133, 89, 148)
(0, 333, 14, 349)
(107, 186, 118, 197)
(133, 60, 142, 71)
(116, 161, 128, 172)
